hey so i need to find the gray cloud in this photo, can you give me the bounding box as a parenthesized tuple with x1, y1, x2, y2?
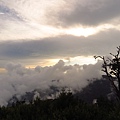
(0, 28, 119, 67)
(0, 4, 23, 21)
(0, 29, 119, 56)
(46, 0, 120, 27)
(0, 2, 24, 31)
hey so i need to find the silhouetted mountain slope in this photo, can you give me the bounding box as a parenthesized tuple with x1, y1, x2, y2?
(8, 77, 112, 105)
(75, 78, 111, 103)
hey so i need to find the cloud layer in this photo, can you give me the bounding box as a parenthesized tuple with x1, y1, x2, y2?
(52, 0, 120, 26)
(0, 29, 119, 67)
(0, 60, 102, 105)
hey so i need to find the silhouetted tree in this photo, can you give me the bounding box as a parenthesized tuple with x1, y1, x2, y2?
(94, 46, 120, 101)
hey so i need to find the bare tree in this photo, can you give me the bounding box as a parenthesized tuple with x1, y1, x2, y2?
(94, 46, 120, 101)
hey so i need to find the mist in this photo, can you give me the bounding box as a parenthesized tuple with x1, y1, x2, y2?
(0, 60, 102, 106)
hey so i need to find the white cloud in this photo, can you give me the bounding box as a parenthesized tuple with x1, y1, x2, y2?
(0, 60, 102, 105)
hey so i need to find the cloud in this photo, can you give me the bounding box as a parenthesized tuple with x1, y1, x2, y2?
(0, 3, 23, 21)
(0, 0, 119, 106)
(1, 0, 120, 40)
(0, 29, 119, 66)
(0, 60, 102, 105)
(46, 0, 120, 27)
(1, 0, 65, 25)
(0, 1, 65, 40)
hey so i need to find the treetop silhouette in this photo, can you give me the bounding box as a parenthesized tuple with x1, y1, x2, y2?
(94, 46, 120, 101)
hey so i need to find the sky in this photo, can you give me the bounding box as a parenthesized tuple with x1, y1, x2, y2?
(0, 0, 120, 105)
(0, 0, 120, 68)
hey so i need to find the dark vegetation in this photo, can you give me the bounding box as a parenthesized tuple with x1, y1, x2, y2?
(0, 90, 120, 120)
(76, 77, 111, 103)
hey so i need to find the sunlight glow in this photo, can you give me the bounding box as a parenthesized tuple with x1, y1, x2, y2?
(64, 24, 118, 37)
(0, 68, 6, 73)
(25, 56, 97, 68)
(65, 56, 97, 65)
(65, 27, 97, 37)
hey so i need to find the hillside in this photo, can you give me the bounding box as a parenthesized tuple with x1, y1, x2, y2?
(0, 90, 119, 120)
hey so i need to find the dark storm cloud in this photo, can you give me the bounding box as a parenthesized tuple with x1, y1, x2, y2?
(47, 0, 120, 27)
